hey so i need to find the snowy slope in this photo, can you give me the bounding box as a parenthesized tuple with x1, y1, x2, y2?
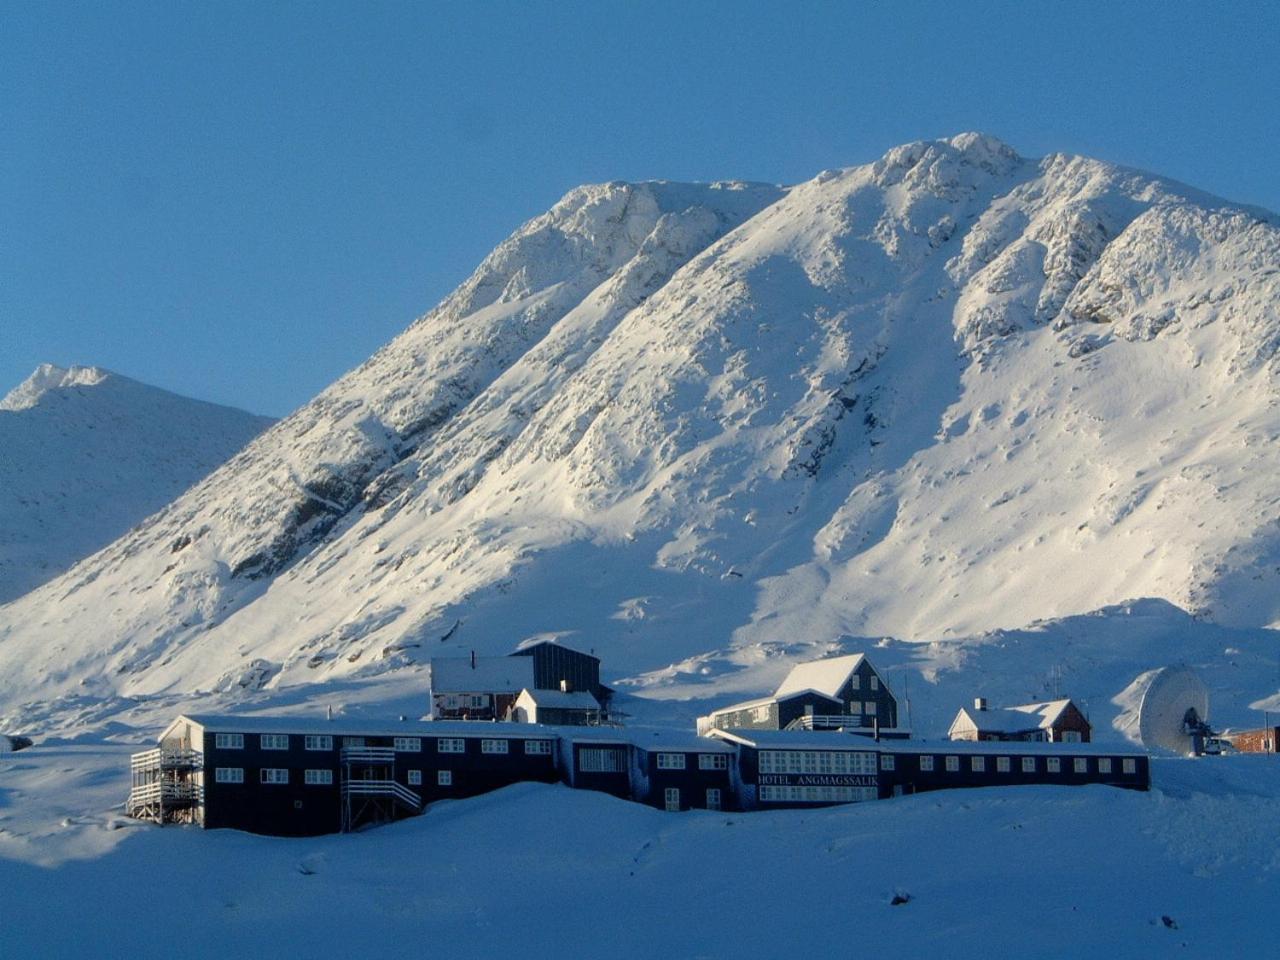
(0, 365, 273, 604)
(2, 135, 1280, 730)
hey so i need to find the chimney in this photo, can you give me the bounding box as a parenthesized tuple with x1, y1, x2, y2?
(326, 705, 332, 721)
(974, 697, 988, 712)
(560, 679, 572, 693)
(471, 650, 476, 669)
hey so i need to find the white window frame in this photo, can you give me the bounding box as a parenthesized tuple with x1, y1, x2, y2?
(850, 675, 861, 691)
(579, 747, 623, 773)
(304, 769, 333, 785)
(706, 788, 722, 811)
(664, 787, 681, 812)
(437, 738, 465, 754)
(1062, 730, 1083, 743)
(304, 735, 332, 751)
(971, 756, 985, 772)
(524, 739, 553, 755)
(1122, 758, 1137, 775)
(864, 701, 877, 716)
(656, 752, 686, 770)
(919, 755, 934, 771)
(1021, 756, 1036, 773)
(469, 694, 487, 708)
(880, 754, 895, 771)
(393, 737, 421, 753)
(437, 770, 452, 786)
(260, 734, 289, 751)
(945, 755, 959, 772)
(407, 770, 422, 786)
(996, 756, 1010, 773)
(480, 739, 509, 755)
(260, 768, 289, 784)
(214, 767, 243, 783)
(698, 753, 727, 770)
(1098, 758, 1112, 774)
(1047, 757, 1061, 773)
(214, 733, 244, 750)
(1074, 757, 1088, 774)
(870, 675, 879, 691)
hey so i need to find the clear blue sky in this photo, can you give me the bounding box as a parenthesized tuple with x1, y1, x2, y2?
(3, 2, 1278, 417)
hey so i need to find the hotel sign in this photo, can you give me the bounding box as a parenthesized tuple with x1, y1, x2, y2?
(757, 774, 877, 787)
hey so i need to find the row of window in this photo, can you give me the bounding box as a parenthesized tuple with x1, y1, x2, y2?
(758, 750, 878, 776)
(848, 674, 880, 692)
(759, 784, 879, 803)
(662, 787, 723, 811)
(898, 754, 1137, 775)
(215, 767, 456, 786)
(654, 753, 729, 770)
(212, 733, 553, 755)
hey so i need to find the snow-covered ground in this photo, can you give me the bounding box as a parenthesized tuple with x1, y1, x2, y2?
(3, 738, 1279, 959)
(0, 364, 272, 603)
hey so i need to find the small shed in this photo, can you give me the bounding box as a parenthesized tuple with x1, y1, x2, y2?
(512, 688, 602, 726)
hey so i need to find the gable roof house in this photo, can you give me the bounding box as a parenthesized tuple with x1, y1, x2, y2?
(429, 655, 536, 721)
(948, 698, 1091, 743)
(512, 688, 603, 726)
(698, 653, 902, 735)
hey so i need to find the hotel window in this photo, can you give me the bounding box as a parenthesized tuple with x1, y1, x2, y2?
(1021, 757, 1036, 773)
(260, 734, 289, 751)
(344, 737, 366, 748)
(437, 738, 465, 754)
(865, 701, 877, 716)
(438, 770, 452, 786)
(260, 768, 289, 784)
(304, 769, 333, 785)
(1098, 758, 1112, 774)
(214, 733, 244, 749)
(919, 755, 934, 771)
(880, 754, 895, 771)
(1047, 757, 1061, 773)
(945, 755, 959, 772)
(525, 740, 553, 755)
(304, 735, 332, 751)
(393, 737, 421, 752)
(214, 767, 243, 783)
(656, 753, 686, 770)
(699, 753, 728, 770)
(971, 756, 985, 772)
(996, 757, 1010, 773)
(664, 788, 681, 812)
(579, 748, 624, 773)
(1074, 758, 1088, 773)
(706, 788, 722, 811)
(407, 770, 422, 786)
(1122, 758, 1136, 775)
(481, 739, 509, 755)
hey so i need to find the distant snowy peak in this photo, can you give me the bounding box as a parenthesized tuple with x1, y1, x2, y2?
(0, 363, 112, 411)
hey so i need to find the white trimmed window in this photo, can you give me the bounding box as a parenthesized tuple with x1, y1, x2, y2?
(865, 701, 877, 716)
(393, 737, 421, 753)
(1047, 757, 1061, 773)
(706, 788, 722, 811)
(260, 768, 289, 784)
(481, 739, 509, 755)
(408, 770, 422, 786)
(214, 733, 243, 750)
(880, 754, 895, 771)
(656, 753, 686, 770)
(579, 747, 623, 773)
(437, 770, 452, 786)
(214, 767, 243, 783)
(996, 756, 1010, 773)
(469, 695, 487, 708)
(664, 787, 681, 811)
(1122, 758, 1137, 775)
(945, 755, 960, 772)
(919, 755, 934, 771)
(1062, 730, 1083, 743)
(752, 705, 771, 722)
(1074, 758, 1088, 773)
(698, 753, 728, 770)
(260, 734, 289, 751)
(1021, 757, 1036, 773)
(304, 769, 333, 785)
(870, 675, 879, 691)
(1098, 758, 1112, 774)
(525, 739, 553, 755)
(850, 675, 861, 690)
(971, 756, 985, 772)
(304, 735, 332, 751)
(437, 738, 465, 754)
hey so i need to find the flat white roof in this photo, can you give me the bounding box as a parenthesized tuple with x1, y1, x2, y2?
(517, 688, 601, 710)
(172, 713, 559, 741)
(562, 727, 735, 753)
(879, 739, 1145, 758)
(709, 729, 881, 751)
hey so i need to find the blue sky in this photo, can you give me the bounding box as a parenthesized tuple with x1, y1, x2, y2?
(3, 2, 1278, 417)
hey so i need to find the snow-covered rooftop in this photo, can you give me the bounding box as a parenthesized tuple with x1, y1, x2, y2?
(774, 654, 866, 698)
(171, 713, 557, 740)
(956, 699, 1074, 734)
(430, 656, 535, 694)
(561, 726, 734, 752)
(517, 688, 601, 710)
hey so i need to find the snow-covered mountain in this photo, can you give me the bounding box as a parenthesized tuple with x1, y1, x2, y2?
(3, 134, 1280, 728)
(0, 364, 273, 604)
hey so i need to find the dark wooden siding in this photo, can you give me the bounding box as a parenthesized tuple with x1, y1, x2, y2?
(511, 644, 604, 701)
(878, 749, 1149, 797)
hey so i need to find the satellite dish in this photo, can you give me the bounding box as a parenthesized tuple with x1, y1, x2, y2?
(1136, 666, 1209, 756)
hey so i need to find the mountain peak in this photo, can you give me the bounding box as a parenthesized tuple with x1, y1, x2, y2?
(0, 363, 114, 412)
